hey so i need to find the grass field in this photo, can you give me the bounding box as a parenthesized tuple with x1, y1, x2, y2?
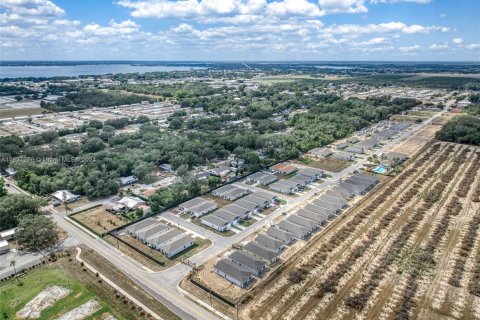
(0, 107, 49, 119)
(74, 205, 128, 234)
(0, 267, 123, 320)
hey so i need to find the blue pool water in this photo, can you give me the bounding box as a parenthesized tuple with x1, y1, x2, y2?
(373, 166, 387, 174)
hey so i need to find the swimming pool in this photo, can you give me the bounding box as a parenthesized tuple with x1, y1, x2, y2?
(373, 166, 387, 174)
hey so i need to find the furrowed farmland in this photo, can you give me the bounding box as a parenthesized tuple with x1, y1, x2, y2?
(240, 142, 480, 320)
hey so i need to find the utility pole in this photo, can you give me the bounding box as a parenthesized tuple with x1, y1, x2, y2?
(63, 192, 68, 215)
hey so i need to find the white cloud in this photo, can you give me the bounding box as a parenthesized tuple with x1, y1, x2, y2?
(117, 0, 370, 21)
(0, 0, 65, 17)
(371, 0, 432, 4)
(429, 43, 448, 50)
(465, 43, 480, 49)
(399, 44, 420, 52)
(453, 37, 463, 44)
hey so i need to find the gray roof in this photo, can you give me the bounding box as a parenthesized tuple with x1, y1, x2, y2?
(147, 229, 182, 246)
(325, 190, 347, 201)
(290, 174, 312, 185)
(229, 250, 266, 272)
(243, 195, 269, 206)
(305, 203, 335, 216)
(234, 199, 260, 212)
(214, 209, 240, 222)
(252, 191, 277, 201)
(126, 218, 157, 234)
(296, 209, 328, 223)
(248, 172, 268, 180)
(180, 197, 207, 210)
(213, 184, 236, 195)
(215, 259, 252, 283)
(136, 223, 170, 240)
(255, 234, 284, 251)
(318, 194, 347, 207)
(278, 220, 309, 237)
(201, 215, 230, 228)
(299, 168, 323, 178)
(345, 177, 371, 187)
(287, 214, 319, 228)
(329, 185, 354, 198)
(266, 227, 296, 244)
(190, 202, 217, 214)
(158, 234, 194, 254)
(225, 187, 248, 198)
(243, 241, 279, 261)
(223, 204, 250, 216)
(313, 199, 342, 212)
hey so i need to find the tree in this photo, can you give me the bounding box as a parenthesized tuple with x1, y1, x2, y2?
(16, 215, 58, 250)
(0, 194, 42, 230)
(0, 177, 6, 197)
(151, 201, 161, 213)
(132, 162, 156, 181)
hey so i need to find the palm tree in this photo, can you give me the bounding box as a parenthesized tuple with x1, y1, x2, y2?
(10, 260, 21, 285)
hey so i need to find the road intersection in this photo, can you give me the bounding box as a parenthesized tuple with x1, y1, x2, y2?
(1, 111, 444, 320)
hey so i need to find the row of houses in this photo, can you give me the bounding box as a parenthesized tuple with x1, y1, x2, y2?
(246, 171, 278, 185)
(126, 218, 195, 258)
(201, 192, 277, 232)
(214, 172, 380, 288)
(214, 232, 287, 288)
(212, 185, 250, 201)
(269, 168, 323, 195)
(179, 197, 218, 218)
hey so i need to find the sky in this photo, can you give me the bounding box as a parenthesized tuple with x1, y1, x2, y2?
(0, 0, 479, 61)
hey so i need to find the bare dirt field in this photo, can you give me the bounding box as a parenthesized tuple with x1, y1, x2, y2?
(74, 206, 128, 234)
(294, 158, 351, 172)
(389, 124, 442, 156)
(235, 142, 480, 320)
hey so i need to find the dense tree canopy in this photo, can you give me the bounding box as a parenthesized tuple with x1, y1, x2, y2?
(16, 214, 58, 250)
(0, 194, 43, 230)
(436, 115, 480, 146)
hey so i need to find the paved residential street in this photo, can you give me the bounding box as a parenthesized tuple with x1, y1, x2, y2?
(3, 111, 444, 320)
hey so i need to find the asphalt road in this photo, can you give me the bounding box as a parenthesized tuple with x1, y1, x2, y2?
(3, 111, 445, 320)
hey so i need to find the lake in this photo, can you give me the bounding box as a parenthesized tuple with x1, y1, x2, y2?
(0, 64, 206, 79)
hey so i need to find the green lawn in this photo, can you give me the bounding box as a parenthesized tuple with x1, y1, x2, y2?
(0, 267, 123, 320)
(239, 219, 255, 227)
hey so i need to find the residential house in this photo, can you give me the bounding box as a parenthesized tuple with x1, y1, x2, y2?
(243, 241, 279, 264)
(126, 218, 157, 236)
(278, 220, 310, 239)
(333, 151, 355, 162)
(147, 229, 182, 249)
(296, 209, 328, 225)
(0, 240, 9, 255)
(209, 166, 231, 178)
(118, 196, 145, 211)
(0, 228, 16, 241)
(287, 214, 319, 232)
(120, 176, 137, 186)
(266, 227, 296, 245)
(229, 250, 267, 277)
(201, 215, 231, 232)
(214, 259, 253, 288)
(255, 234, 285, 253)
(270, 162, 297, 175)
(158, 234, 195, 258)
(51, 190, 80, 203)
(308, 147, 332, 158)
(269, 180, 299, 195)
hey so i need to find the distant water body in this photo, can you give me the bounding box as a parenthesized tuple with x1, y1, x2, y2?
(0, 64, 206, 79)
